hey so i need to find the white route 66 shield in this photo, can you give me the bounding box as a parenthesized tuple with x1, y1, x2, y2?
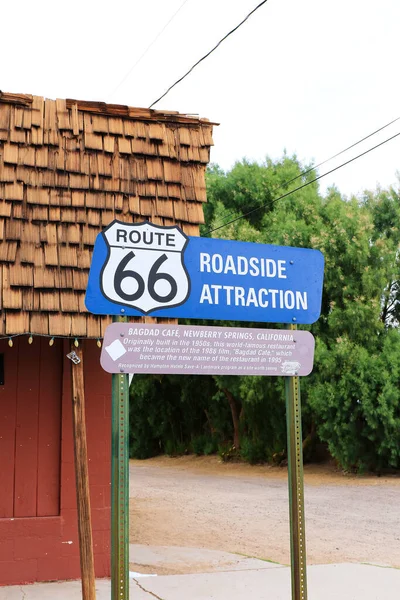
(101, 221, 190, 314)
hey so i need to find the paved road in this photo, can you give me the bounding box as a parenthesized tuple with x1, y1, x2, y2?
(129, 457, 400, 567)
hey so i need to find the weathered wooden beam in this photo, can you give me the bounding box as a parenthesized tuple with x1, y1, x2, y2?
(70, 342, 96, 600)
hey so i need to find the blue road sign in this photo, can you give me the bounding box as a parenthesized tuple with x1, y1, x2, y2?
(85, 221, 324, 324)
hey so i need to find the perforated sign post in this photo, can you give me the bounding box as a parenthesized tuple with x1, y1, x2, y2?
(85, 221, 324, 600)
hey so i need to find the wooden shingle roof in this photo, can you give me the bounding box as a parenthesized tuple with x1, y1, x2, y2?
(0, 92, 215, 338)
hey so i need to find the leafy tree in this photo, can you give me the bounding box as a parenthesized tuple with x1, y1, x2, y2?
(131, 156, 400, 471)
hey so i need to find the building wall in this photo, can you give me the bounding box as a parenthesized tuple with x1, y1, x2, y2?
(0, 339, 111, 585)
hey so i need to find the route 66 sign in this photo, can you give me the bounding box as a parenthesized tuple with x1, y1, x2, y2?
(97, 221, 190, 314)
(86, 220, 324, 324)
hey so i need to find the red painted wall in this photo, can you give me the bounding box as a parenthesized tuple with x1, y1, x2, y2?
(0, 339, 112, 585)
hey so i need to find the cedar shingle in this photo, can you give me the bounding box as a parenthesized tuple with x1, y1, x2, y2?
(84, 132, 103, 151)
(44, 244, 58, 266)
(0, 104, 11, 131)
(69, 173, 90, 189)
(59, 246, 78, 267)
(72, 270, 87, 291)
(118, 137, 131, 154)
(5, 312, 29, 334)
(35, 146, 49, 168)
(40, 291, 60, 311)
(146, 158, 163, 180)
(14, 107, 24, 129)
(60, 292, 79, 312)
(0, 202, 12, 218)
(34, 267, 56, 289)
(61, 208, 77, 223)
(44, 99, 58, 145)
(186, 201, 205, 224)
(2, 266, 22, 308)
(101, 211, 114, 226)
(4, 182, 23, 201)
(71, 191, 85, 207)
(179, 127, 191, 146)
(71, 314, 87, 336)
(32, 205, 49, 220)
(123, 120, 135, 137)
(27, 187, 49, 205)
(11, 203, 24, 219)
(49, 314, 72, 336)
(19, 243, 35, 264)
(181, 223, 200, 236)
(66, 151, 81, 173)
(92, 115, 109, 133)
(0, 164, 16, 183)
(156, 199, 173, 218)
(9, 110, 26, 143)
(103, 136, 115, 153)
(87, 314, 101, 337)
(9, 265, 34, 287)
(0, 241, 17, 262)
(22, 289, 38, 311)
(5, 220, 22, 240)
(148, 123, 165, 141)
(173, 201, 188, 221)
(108, 118, 124, 135)
(31, 126, 44, 145)
(59, 269, 74, 289)
(56, 99, 71, 130)
(67, 224, 81, 244)
(30, 313, 49, 335)
(3, 144, 19, 164)
(163, 161, 181, 182)
(31, 96, 44, 127)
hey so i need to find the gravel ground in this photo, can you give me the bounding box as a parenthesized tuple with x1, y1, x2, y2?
(129, 456, 400, 568)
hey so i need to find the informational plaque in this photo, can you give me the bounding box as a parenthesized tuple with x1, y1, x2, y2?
(100, 323, 315, 377)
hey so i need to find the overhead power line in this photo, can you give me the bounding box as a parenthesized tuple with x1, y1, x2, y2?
(207, 115, 400, 232)
(206, 130, 400, 235)
(109, 0, 191, 100)
(149, 0, 269, 108)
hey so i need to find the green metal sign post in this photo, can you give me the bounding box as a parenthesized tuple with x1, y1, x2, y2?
(111, 317, 130, 600)
(285, 324, 308, 600)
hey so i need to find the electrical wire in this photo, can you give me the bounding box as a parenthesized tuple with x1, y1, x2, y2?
(207, 130, 400, 235)
(149, 0, 269, 108)
(109, 0, 191, 100)
(207, 115, 400, 233)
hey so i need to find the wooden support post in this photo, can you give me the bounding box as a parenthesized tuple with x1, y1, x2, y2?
(70, 342, 96, 600)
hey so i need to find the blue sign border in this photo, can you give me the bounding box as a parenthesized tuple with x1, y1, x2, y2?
(85, 221, 324, 324)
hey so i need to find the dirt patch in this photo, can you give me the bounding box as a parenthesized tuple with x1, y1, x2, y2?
(131, 454, 400, 485)
(129, 456, 400, 569)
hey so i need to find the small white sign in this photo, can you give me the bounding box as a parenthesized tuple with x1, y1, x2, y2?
(105, 339, 127, 361)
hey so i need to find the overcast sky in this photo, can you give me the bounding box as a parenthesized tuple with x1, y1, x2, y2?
(2, 0, 400, 197)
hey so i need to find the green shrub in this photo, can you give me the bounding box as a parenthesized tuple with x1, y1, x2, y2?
(309, 331, 400, 472)
(240, 437, 267, 464)
(191, 434, 208, 456)
(164, 439, 188, 457)
(203, 438, 218, 455)
(218, 443, 238, 462)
